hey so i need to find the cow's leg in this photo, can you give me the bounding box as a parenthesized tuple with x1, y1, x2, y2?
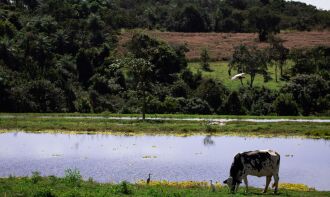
(273, 173, 279, 194)
(263, 176, 272, 193)
(235, 183, 240, 193)
(243, 176, 248, 193)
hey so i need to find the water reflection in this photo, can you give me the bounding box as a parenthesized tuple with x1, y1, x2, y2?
(203, 135, 215, 146)
(0, 132, 330, 190)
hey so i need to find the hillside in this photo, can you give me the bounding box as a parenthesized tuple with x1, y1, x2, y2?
(118, 30, 330, 61)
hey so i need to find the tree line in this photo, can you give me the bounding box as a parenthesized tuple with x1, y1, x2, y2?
(0, 0, 329, 116)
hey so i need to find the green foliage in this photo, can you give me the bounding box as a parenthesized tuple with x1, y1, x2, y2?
(64, 169, 82, 187)
(290, 46, 330, 78)
(273, 94, 299, 116)
(33, 188, 56, 197)
(114, 181, 132, 195)
(222, 91, 245, 115)
(248, 8, 281, 41)
(229, 45, 269, 87)
(172, 5, 207, 32)
(195, 79, 227, 112)
(31, 171, 42, 184)
(200, 48, 210, 71)
(281, 74, 330, 115)
(128, 33, 186, 83)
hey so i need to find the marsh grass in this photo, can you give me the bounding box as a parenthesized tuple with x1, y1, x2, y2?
(1, 114, 330, 139)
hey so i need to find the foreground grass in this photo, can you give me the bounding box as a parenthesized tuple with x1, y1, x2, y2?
(1, 176, 329, 197)
(1, 114, 330, 139)
(188, 62, 289, 90)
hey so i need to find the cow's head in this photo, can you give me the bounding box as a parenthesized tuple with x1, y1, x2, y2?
(223, 177, 242, 193)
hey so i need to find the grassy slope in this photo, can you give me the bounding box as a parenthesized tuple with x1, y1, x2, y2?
(188, 62, 288, 90)
(1, 177, 329, 197)
(1, 114, 330, 139)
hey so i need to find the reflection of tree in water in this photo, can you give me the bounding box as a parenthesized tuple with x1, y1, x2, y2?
(203, 135, 215, 146)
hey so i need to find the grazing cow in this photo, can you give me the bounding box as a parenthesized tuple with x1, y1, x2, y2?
(223, 150, 280, 193)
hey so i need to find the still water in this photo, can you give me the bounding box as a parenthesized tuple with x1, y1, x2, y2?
(0, 132, 329, 190)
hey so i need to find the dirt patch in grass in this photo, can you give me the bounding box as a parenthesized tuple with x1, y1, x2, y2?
(118, 30, 330, 61)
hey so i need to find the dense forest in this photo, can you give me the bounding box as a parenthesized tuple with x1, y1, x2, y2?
(0, 0, 329, 116)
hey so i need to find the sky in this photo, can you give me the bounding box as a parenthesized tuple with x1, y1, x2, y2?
(290, 0, 330, 10)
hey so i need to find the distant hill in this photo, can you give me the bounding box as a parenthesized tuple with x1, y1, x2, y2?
(118, 30, 330, 61)
(110, 0, 330, 33)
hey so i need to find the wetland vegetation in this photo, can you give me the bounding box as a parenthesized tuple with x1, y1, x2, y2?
(1, 114, 330, 139)
(1, 174, 330, 197)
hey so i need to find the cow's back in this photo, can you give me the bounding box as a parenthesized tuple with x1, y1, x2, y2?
(241, 150, 280, 177)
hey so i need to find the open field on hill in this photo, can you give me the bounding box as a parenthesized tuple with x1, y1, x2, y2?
(188, 62, 288, 90)
(1, 175, 329, 197)
(1, 114, 330, 139)
(118, 30, 330, 61)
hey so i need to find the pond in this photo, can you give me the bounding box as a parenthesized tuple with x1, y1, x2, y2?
(0, 132, 330, 190)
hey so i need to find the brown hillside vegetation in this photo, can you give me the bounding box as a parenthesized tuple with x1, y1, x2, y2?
(118, 30, 330, 61)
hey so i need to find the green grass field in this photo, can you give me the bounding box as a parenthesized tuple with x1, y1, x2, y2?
(1, 175, 329, 197)
(188, 62, 289, 90)
(1, 114, 329, 139)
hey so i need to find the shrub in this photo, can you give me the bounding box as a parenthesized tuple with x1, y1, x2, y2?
(223, 91, 245, 115)
(33, 189, 56, 197)
(64, 169, 82, 187)
(114, 181, 132, 195)
(273, 93, 299, 116)
(31, 171, 42, 184)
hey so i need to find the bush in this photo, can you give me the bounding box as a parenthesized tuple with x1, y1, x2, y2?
(195, 79, 227, 112)
(114, 181, 132, 195)
(273, 94, 299, 116)
(281, 74, 329, 115)
(182, 98, 212, 114)
(31, 171, 42, 184)
(223, 91, 245, 115)
(64, 169, 82, 187)
(33, 189, 56, 197)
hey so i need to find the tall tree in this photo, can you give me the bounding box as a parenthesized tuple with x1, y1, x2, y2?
(229, 45, 269, 87)
(249, 8, 281, 42)
(126, 58, 154, 120)
(269, 36, 289, 82)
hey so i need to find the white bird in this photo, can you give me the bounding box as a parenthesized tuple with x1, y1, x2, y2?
(231, 73, 245, 80)
(210, 180, 216, 192)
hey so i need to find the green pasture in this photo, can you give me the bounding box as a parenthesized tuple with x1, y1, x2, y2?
(188, 62, 291, 90)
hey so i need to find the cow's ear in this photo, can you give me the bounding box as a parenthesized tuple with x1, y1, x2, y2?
(223, 179, 227, 184)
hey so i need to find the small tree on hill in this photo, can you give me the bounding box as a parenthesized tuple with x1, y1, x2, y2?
(200, 48, 211, 71)
(269, 36, 289, 82)
(229, 45, 269, 88)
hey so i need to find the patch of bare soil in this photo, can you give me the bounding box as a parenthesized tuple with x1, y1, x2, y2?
(118, 30, 330, 61)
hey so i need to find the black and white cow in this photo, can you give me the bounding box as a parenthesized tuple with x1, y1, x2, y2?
(223, 150, 280, 193)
